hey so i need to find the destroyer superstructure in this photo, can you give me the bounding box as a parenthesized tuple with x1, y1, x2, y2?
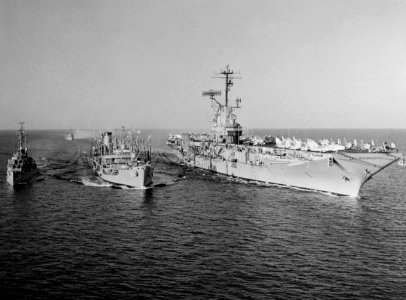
(66, 128, 74, 141)
(167, 66, 401, 197)
(92, 128, 153, 188)
(6, 122, 38, 186)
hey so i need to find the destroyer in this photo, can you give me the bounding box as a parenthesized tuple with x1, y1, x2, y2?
(65, 128, 74, 141)
(6, 122, 38, 186)
(167, 66, 401, 197)
(92, 128, 153, 188)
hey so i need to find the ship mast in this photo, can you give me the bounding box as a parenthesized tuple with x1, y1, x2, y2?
(18, 122, 27, 154)
(202, 65, 242, 144)
(222, 65, 233, 107)
(121, 126, 125, 148)
(212, 65, 241, 107)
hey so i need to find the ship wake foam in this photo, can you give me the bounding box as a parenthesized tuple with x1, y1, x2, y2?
(79, 176, 113, 187)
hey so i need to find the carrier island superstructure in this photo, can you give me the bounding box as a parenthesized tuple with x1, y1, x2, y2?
(167, 66, 401, 197)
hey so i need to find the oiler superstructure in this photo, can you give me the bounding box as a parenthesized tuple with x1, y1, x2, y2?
(167, 66, 401, 197)
(92, 128, 153, 188)
(7, 122, 38, 186)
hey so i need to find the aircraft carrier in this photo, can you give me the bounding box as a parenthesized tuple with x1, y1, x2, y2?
(167, 66, 401, 197)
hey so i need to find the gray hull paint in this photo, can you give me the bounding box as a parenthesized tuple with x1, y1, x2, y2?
(173, 149, 399, 197)
(7, 169, 38, 186)
(93, 160, 153, 188)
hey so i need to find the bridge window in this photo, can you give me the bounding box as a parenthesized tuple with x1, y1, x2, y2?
(328, 157, 334, 167)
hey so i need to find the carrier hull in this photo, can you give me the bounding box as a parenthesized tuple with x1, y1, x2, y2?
(171, 148, 400, 197)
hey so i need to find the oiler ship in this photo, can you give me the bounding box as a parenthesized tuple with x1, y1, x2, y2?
(92, 128, 153, 188)
(7, 122, 38, 186)
(167, 66, 401, 197)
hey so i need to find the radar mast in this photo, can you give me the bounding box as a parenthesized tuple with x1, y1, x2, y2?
(18, 122, 27, 155)
(202, 65, 243, 144)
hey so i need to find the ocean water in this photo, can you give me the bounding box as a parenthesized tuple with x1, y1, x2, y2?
(0, 129, 405, 299)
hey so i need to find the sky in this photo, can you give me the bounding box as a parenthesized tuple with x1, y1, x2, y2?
(0, 0, 405, 130)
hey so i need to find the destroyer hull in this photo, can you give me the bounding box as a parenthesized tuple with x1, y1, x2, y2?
(172, 149, 399, 197)
(93, 160, 153, 188)
(6, 169, 38, 186)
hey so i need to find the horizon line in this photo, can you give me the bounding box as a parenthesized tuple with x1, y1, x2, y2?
(1, 127, 406, 131)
